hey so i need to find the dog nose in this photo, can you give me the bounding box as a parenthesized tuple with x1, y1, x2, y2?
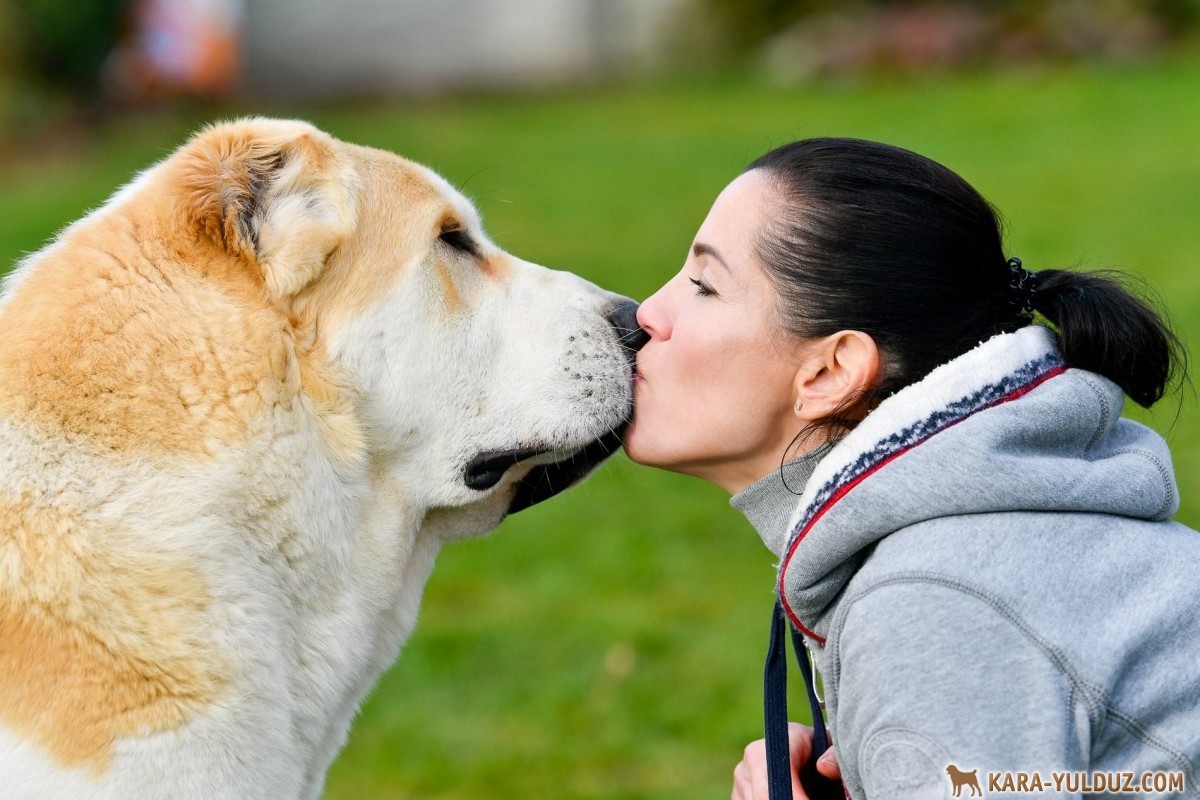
(607, 301, 649, 352)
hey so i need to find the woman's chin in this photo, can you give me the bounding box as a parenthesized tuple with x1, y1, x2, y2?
(620, 422, 646, 464)
(620, 420, 659, 467)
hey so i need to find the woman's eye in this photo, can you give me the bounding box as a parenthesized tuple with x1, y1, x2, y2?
(439, 229, 477, 256)
(689, 277, 716, 297)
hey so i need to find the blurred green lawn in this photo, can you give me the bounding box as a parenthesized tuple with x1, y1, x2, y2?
(2, 60, 1198, 799)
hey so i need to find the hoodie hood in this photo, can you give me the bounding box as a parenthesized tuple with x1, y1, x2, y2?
(774, 325, 1179, 642)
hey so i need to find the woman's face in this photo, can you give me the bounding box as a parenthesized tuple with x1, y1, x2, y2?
(623, 170, 807, 493)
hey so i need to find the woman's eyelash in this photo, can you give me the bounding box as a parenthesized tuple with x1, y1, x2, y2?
(689, 277, 715, 297)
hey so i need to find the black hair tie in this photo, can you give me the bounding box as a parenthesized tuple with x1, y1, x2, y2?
(1006, 256, 1039, 315)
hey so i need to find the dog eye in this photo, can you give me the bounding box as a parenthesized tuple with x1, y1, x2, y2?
(438, 229, 477, 256)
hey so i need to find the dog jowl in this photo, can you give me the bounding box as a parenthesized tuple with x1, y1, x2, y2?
(0, 118, 642, 799)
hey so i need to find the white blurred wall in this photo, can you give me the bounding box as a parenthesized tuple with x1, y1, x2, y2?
(243, 0, 688, 98)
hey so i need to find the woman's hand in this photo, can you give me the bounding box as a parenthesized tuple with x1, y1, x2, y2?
(731, 723, 842, 800)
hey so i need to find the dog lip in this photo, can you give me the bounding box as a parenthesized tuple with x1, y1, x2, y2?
(506, 422, 627, 515)
(463, 446, 553, 491)
(463, 428, 624, 511)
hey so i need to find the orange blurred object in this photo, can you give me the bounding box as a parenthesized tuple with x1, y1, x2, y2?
(105, 0, 243, 102)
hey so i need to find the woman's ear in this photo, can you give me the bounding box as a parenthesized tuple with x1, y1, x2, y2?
(791, 331, 880, 421)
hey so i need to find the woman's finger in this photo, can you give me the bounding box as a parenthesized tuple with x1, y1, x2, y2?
(816, 746, 841, 780)
(732, 724, 820, 799)
(786, 722, 815, 767)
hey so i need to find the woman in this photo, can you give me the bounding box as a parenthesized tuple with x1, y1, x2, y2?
(622, 138, 1200, 799)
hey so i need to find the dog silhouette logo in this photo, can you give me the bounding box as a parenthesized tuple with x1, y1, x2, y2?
(945, 764, 982, 797)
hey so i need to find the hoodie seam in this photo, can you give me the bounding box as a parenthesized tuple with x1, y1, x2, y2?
(826, 573, 1108, 730)
(1106, 447, 1174, 519)
(1077, 372, 1112, 457)
(828, 576, 1198, 796)
(1106, 708, 1199, 796)
(1074, 373, 1173, 518)
(831, 574, 1199, 782)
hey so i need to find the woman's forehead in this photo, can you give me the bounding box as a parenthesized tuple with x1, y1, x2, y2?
(697, 173, 771, 246)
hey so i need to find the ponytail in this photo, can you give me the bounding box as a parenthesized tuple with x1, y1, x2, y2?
(1031, 269, 1187, 408)
(742, 138, 1188, 414)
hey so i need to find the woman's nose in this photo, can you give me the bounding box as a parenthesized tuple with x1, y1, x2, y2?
(635, 288, 671, 340)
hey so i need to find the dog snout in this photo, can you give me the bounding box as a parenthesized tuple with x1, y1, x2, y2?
(607, 301, 649, 353)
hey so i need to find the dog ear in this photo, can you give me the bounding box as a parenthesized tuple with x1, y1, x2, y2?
(179, 118, 357, 300)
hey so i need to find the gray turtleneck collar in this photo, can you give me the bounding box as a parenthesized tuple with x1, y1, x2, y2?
(730, 441, 838, 556)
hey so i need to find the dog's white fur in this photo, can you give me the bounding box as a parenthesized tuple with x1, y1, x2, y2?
(0, 118, 632, 799)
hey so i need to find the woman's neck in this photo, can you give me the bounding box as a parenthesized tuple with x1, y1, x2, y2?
(729, 440, 838, 554)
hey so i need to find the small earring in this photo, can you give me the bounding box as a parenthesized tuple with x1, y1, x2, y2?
(794, 401, 802, 413)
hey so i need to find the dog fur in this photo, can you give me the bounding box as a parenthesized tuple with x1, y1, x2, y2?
(0, 118, 634, 799)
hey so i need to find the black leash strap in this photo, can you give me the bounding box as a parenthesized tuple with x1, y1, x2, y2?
(764, 598, 841, 800)
(764, 598, 795, 797)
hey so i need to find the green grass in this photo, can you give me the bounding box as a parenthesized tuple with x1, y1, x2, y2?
(2, 59, 1199, 798)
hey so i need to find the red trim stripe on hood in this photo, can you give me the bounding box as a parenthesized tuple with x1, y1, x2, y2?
(778, 364, 1068, 643)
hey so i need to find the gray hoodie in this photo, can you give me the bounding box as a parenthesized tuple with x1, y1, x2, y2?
(748, 326, 1200, 799)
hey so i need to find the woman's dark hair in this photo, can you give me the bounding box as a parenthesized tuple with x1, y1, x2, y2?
(747, 138, 1187, 441)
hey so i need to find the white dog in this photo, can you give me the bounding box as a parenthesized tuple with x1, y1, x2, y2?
(0, 118, 640, 799)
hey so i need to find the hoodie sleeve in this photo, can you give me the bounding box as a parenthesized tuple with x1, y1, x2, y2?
(829, 578, 1092, 800)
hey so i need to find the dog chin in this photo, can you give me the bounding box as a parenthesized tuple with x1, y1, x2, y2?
(422, 501, 512, 541)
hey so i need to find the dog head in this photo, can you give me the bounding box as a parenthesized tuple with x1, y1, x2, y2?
(174, 118, 640, 534)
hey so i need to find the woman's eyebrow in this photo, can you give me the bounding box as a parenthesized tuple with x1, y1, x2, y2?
(692, 242, 731, 274)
